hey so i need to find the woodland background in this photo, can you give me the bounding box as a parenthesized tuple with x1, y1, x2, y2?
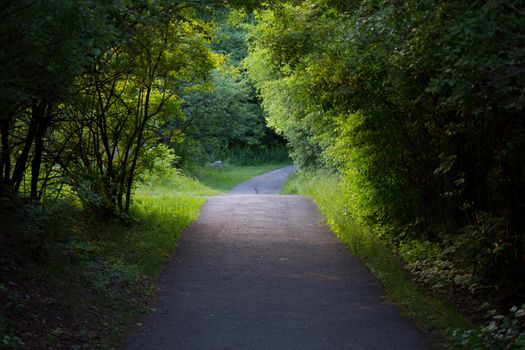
(1, 1, 524, 349)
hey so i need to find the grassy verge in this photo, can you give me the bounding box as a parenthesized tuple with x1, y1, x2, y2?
(1, 171, 214, 349)
(1, 164, 287, 349)
(77, 171, 216, 347)
(283, 170, 469, 345)
(191, 162, 290, 192)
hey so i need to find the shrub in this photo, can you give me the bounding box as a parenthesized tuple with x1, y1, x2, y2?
(453, 212, 521, 291)
(448, 305, 525, 350)
(399, 240, 477, 292)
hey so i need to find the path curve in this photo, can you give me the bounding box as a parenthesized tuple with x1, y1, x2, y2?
(125, 167, 428, 350)
(229, 165, 295, 194)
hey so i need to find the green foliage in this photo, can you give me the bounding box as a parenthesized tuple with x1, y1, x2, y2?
(209, 11, 250, 65)
(0, 0, 104, 200)
(223, 146, 290, 165)
(246, 0, 525, 297)
(169, 12, 288, 168)
(448, 306, 525, 350)
(139, 168, 218, 196)
(0, 283, 24, 350)
(1, 2, 288, 220)
(244, 53, 326, 169)
(1, 335, 23, 350)
(62, 2, 217, 217)
(451, 212, 517, 284)
(177, 70, 267, 164)
(0, 0, 223, 218)
(398, 241, 441, 265)
(0, 188, 77, 258)
(399, 240, 477, 293)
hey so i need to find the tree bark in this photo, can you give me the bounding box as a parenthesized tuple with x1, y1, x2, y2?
(0, 118, 11, 186)
(30, 104, 52, 200)
(12, 100, 46, 192)
(124, 85, 151, 212)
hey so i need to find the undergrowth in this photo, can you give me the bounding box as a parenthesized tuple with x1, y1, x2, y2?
(447, 305, 525, 350)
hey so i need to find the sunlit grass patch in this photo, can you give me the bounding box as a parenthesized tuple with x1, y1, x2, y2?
(139, 168, 219, 197)
(41, 171, 213, 348)
(130, 171, 213, 274)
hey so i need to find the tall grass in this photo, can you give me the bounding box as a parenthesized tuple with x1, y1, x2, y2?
(284, 170, 469, 341)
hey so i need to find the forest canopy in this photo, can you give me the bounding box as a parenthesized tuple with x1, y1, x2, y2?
(0, 0, 285, 219)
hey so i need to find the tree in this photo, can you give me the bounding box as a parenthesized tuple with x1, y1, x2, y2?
(0, 0, 97, 199)
(62, 1, 216, 216)
(246, 0, 525, 290)
(168, 11, 286, 166)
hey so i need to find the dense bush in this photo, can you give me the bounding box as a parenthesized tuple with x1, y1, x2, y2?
(246, 0, 525, 296)
(448, 306, 525, 350)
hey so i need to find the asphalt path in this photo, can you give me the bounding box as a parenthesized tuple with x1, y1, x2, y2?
(229, 165, 295, 194)
(125, 166, 428, 350)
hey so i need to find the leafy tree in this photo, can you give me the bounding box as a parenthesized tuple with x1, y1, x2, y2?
(177, 70, 265, 163)
(169, 11, 287, 167)
(246, 0, 525, 291)
(62, 1, 216, 216)
(0, 0, 100, 199)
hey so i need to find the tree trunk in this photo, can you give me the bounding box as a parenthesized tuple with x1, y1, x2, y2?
(30, 104, 51, 200)
(0, 118, 11, 186)
(124, 86, 151, 212)
(12, 100, 46, 191)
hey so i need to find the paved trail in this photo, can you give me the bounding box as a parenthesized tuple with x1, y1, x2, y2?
(125, 166, 428, 350)
(229, 165, 295, 194)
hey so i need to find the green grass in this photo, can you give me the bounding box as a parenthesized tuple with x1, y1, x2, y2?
(59, 164, 289, 348)
(108, 173, 214, 276)
(42, 170, 217, 348)
(191, 162, 291, 192)
(284, 170, 469, 344)
(3, 165, 289, 349)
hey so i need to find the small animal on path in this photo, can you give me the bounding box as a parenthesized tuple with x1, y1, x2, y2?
(254, 187, 259, 194)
